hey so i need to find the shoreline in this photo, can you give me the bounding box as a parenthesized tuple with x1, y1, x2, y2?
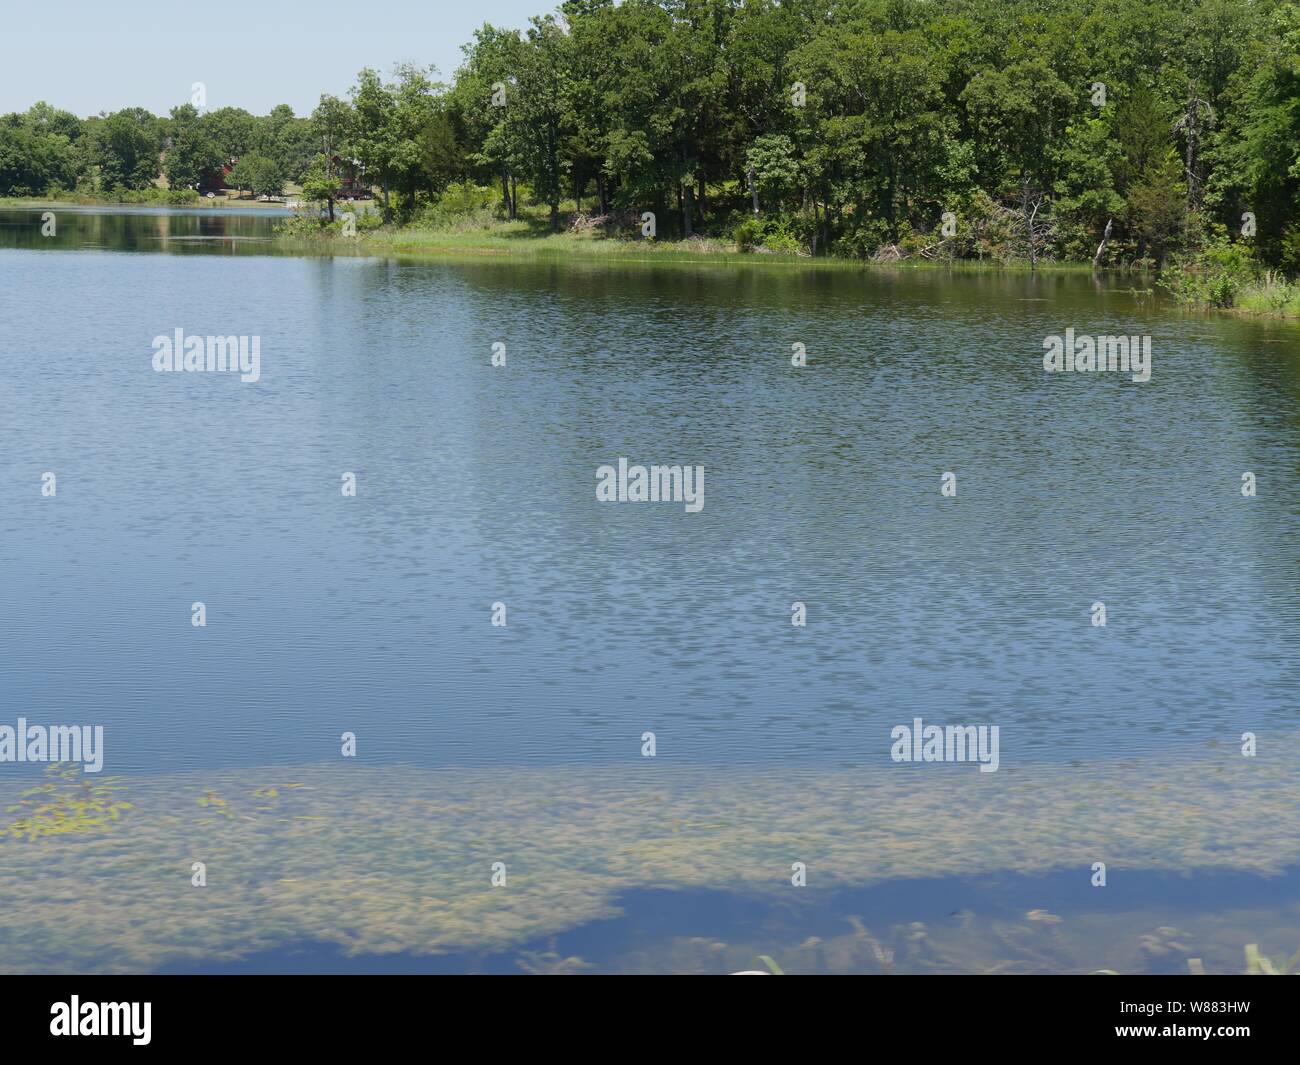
(0, 195, 294, 212)
(5, 198, 1299, 320)
(283, 225, 1122, 273)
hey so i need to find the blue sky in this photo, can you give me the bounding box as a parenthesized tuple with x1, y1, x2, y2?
(3, 0, 550, 117)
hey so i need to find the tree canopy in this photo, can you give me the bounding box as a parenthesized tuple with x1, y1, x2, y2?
(3, 0, 1299, 267)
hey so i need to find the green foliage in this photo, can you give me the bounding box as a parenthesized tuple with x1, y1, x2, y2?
(6, 0, 1300, 281)
(1161, 233, 1259, 307)
(106, 186, 199, 205)
(0, 103, 82, 196)
(88, 108, 160, 191)
(410, 181, 500, 230)
(746, 134, 801, 210)
(228, 154, 286, 198)
(299, 153, 339, 201)
(2, 764, 131, 842)
(164, 103, 222, 191)
(732, 213, 802, 255)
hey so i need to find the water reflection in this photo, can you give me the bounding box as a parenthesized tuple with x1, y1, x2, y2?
(0, 208, 1297, 974)
(0, 204, 290, 253)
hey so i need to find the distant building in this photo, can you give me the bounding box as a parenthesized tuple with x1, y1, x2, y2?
(197, 157, 236, 196)
(331, 156, 371, 200)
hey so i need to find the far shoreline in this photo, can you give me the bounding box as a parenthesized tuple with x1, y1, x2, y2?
(6, 196, 1300, 321)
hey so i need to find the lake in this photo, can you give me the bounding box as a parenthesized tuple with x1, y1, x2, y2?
(1, 205, 1297, 974)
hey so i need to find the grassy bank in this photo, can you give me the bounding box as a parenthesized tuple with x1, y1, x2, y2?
(279, 207, 1106, 272)
(1161, 239, 1300, 319)
(1234, 273, 1300, 318)
(0, 188, 297, 210)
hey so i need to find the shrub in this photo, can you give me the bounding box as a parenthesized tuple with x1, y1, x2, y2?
(1161, 234, 1260, 308)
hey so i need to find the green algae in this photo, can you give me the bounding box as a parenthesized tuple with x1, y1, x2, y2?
(1, 735, 1298, 973)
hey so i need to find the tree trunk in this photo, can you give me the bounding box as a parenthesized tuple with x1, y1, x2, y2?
(382, 178, 390, 224)
(1093, 218, 1113, 269)
(680, 145, 694, 238)
(597, 173, 608, 216)
(748, 165, 759, 218)
(509, 175, 517, 220)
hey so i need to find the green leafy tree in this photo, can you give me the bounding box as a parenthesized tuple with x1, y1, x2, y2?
(91, 108, 161, 190)
(0, 118, 78, 195)
(164, 104, 222, 191)
(300, 152, 342, 221)
(347, 69, 402, 222)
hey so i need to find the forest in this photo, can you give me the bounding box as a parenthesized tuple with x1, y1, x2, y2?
(2, 0, 1298, 274)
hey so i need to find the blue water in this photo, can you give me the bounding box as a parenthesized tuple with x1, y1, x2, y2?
(1, 206, 1297, 774)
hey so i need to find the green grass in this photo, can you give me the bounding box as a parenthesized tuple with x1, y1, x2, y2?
(0, 189, 291, 210)
(1235, 272, 1300, 318)
(287, 209, 1108, 274)
(353, 215, 799, 265)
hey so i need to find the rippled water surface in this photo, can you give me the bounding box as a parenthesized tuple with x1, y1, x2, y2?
(0, 206, 1296, 973)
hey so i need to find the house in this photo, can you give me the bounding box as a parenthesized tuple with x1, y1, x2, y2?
(197, 157, 236, 196)
(331, 155, 371, 200)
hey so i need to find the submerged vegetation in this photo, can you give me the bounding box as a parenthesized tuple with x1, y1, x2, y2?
(1, 763, 131, 842)
(1, 737, 1299, 973)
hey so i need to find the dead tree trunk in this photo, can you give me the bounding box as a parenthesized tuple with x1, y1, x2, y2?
(1093, 218, 1113, 269)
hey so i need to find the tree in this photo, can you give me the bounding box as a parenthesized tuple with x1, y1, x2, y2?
(745, 134, 801, 216)
(0, 119, 78, 195)
(388, 64, 444, 214)
(419, 109, 464, 195)
(205, 107, 257, 159)
(348, 69, 401, 222)
(226, 154, 284, 198)
(91, 108, 161, 190)
(1208, 2, 1300, 266)
(164, 104, 222, 191)
(300, 153, 341, 221)
(248, 156, 286, 198)
(510, 16, 573, 231)
(450, 24, 527, 219)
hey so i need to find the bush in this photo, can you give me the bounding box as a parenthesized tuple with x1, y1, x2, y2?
(730, 214, 806, 255)
(732, 216, 764, 251)
(101, 185, 199, 205)
(408, 182, 499, 230)
(1161, 234, 1259, 308)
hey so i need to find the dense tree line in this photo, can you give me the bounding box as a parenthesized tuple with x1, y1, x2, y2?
(4, 0, 1299, 267)
(0, 100, 315, 201)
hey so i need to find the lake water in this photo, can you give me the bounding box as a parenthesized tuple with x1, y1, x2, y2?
(0, 205, 1297, 974)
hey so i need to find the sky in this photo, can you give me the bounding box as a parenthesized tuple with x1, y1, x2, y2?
(1, 0, 550, 117)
